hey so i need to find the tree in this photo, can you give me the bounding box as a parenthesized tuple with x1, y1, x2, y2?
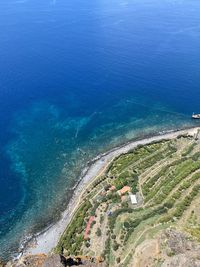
(124, 221, 130, 229)
(113, 242, 119, 251)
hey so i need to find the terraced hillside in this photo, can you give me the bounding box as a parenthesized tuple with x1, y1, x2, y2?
(57, 131, 200, 267)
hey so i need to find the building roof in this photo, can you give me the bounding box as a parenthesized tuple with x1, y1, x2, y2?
(118, 186, 131, 195)
(84, 216, 95, 240)
(130, 194, 137, 204)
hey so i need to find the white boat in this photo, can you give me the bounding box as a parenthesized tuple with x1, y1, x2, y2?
(192, 113, 200, 119)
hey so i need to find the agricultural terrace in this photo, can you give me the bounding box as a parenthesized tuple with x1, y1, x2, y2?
(57, 131, 200, 267)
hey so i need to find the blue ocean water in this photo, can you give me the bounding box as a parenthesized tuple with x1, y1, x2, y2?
(0, 0, 200, 260)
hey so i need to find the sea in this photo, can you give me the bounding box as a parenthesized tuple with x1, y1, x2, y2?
(0, 0, 200, 260)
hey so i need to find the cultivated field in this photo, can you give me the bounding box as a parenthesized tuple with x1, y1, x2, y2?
(57, 130, 200, 267)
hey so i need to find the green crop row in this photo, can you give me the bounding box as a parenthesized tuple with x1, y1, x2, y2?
(136, 145, 176, 174)
(142, 158, 185, 196)
(145, 159, 200, 203)
(123, 206, 167, 243)
(108, 142, 167, 175)
(181, 142, 196, 157)
(57, 200, 92, 255)
(173, 184, 200, 218)
(159, 184, 200, 223)
(154, 171, 200, 208)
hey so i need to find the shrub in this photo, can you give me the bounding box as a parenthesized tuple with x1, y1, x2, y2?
(85, 242, 90, 248)
(96, 228, 102, 237)
(116, 257, 121, 263)
(100, 214, 104, 224)
(111, 234, 116, 239)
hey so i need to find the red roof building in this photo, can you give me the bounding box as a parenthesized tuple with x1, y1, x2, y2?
(117, 186, 131, 196)
(84, 216, 95, 240)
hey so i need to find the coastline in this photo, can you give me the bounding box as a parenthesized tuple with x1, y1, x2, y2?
(22, 126, 200, 257)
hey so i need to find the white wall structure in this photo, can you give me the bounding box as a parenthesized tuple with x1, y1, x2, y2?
(130, 194, 137, 204)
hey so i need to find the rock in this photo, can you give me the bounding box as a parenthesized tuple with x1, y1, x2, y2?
(162, 229, 198, 254)
(42, 255, 65, 267)
(161, 229, 200, 267)
(6, 254, 47, 267)
(161, 253, 200, 267)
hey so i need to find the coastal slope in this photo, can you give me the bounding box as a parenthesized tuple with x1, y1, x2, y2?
(6, 127, 200, 267)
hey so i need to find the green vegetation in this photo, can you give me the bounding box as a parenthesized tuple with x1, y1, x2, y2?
(146, 159, 200, 205)
(96, 228, 102, 237)
(181, 142, 196, 157)
(57, 200, 92, 255)
(57, 134, 200, 267)
(107, 141, 169, 176)
(186, 211, 200, 242)
(112, 172, 138, 193)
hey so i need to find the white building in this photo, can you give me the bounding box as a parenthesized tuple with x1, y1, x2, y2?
(129, 193, 137, 204)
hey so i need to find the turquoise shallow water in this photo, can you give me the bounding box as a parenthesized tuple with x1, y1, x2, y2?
(0, 0, 200, 260)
